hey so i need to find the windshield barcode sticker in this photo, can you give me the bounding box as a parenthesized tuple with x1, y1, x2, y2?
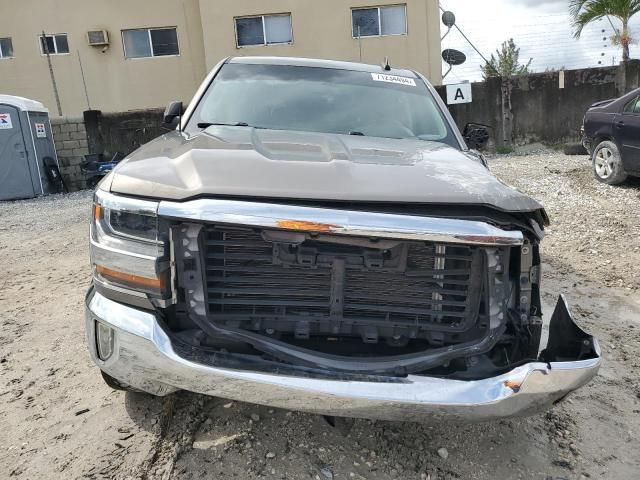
(371, 73, 416, 86)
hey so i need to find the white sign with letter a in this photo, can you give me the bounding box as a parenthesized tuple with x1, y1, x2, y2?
(446, 83, 472, 105)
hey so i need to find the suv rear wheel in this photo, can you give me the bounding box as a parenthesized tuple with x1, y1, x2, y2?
(592, 140, 627, 185)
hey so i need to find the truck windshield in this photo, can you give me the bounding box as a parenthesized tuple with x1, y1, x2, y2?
(187, 63, 459, 147)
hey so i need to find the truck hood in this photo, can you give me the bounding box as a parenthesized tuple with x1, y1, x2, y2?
(109, 127, 544, 213)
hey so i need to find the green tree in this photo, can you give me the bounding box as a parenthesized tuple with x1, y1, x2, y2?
(570, 0, 640, 62)
(481, 39, 532, 149)
(482, 39, 532, 80)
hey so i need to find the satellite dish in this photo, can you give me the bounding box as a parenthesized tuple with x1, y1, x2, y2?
(442, 11, 456, 28)
(442, 49, 466, 66)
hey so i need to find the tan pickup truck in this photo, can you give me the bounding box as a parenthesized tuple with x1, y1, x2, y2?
(85, 56, 599, 423)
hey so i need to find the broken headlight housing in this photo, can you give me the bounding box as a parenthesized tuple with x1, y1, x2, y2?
(91, 190, 169, 297)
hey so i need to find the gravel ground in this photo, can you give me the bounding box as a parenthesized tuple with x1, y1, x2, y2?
(490, 150, 640, 292)
(1, 151, 639, 480)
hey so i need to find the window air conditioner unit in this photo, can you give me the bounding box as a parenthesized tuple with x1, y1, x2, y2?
(87, 30, 109, 46)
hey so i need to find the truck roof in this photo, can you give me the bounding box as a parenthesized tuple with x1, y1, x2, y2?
(228, 56, 418, 78)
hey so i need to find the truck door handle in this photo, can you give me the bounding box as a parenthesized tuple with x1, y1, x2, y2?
(616, 121, 625, 128)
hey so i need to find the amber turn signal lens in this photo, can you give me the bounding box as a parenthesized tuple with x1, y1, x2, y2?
(95, 265, 166, 291)
(93, 203, 103, 221)
(276, 219, 338, 232)
(504, 380, 522, 392)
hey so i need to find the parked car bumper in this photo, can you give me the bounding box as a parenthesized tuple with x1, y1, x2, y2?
(85, 289, 600, 423)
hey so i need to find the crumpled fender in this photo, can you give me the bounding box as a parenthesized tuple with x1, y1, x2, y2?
(540, 295, 600, 363)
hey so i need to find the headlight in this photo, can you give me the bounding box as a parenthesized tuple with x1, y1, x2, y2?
(91, 190, 169, 297)
(105, 209, 158, 241)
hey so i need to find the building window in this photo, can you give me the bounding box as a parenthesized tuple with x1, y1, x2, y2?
(235, 14, 293, 47)
(122, 27, 179, 59)
(352, 5, 407, 38)
(39, 34, 69, 55)
(0, 37, 13, 58)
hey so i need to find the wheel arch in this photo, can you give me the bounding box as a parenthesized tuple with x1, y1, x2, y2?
(592, 134, 615, 148)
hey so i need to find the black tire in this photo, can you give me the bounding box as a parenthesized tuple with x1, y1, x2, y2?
(592, 140, 628, 185)
(101, 370, 137, 392)
(563, 143, 588, 156)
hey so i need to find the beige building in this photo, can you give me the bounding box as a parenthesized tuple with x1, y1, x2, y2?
(0, 0, 442, 117)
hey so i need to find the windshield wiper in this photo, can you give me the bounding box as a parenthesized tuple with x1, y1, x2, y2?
(197, 122, 250, 129)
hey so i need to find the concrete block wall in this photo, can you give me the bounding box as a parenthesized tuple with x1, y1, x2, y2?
(436, 60, 640, 147)
(50, 117, 88, 191)
(84, 108, 165, 160)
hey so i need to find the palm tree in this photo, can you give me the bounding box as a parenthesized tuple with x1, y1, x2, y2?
(570, 0, 640, 62)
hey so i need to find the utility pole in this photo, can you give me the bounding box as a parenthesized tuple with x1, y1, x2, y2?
(42, 30, 63, 116)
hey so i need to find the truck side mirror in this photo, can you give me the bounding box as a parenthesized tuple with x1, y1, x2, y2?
(162, 101, 183, 130)
(463, 123, 490, 150)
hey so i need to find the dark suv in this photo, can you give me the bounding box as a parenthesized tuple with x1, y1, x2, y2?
(582, 87, 640, 184)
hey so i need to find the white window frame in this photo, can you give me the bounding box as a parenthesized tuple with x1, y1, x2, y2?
(351, 4, 408, 39)
(234, 13, 293, 48)
(0, 37, 13, 59)
(39, 33, 70, 55)
(121, 27, 180, 60)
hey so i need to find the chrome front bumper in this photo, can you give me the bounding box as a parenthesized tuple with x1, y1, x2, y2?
(85, 289, 600, 423)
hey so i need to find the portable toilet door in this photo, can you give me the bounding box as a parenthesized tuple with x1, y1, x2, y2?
(0, 95, 59, 200)
(25, 106, 61, 195)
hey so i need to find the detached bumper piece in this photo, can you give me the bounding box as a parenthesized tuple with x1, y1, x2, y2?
(86, 290, 600, 422)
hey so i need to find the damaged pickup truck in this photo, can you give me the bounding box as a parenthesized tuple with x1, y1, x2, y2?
(86, 56, 600, 422)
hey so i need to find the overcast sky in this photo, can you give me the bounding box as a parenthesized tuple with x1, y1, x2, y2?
(439, 0, 640, 83)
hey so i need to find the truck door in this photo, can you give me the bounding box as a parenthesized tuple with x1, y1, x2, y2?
(617, 96, 640, 172)
(0, 104, 37, 200)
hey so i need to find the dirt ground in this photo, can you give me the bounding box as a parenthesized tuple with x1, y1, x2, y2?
(1, 150, 639, 480)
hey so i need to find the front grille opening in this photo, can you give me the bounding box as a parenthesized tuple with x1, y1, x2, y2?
(343, 243, 475, 328)
(201, 225, 486, 354)
(206, 227, 333, 319)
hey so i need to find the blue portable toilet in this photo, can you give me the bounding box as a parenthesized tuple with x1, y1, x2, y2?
(0, 95, 61, 200)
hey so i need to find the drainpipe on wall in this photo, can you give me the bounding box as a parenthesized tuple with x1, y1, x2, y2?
(77, 50, 92, 111)
(83, 109, 104, 156)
